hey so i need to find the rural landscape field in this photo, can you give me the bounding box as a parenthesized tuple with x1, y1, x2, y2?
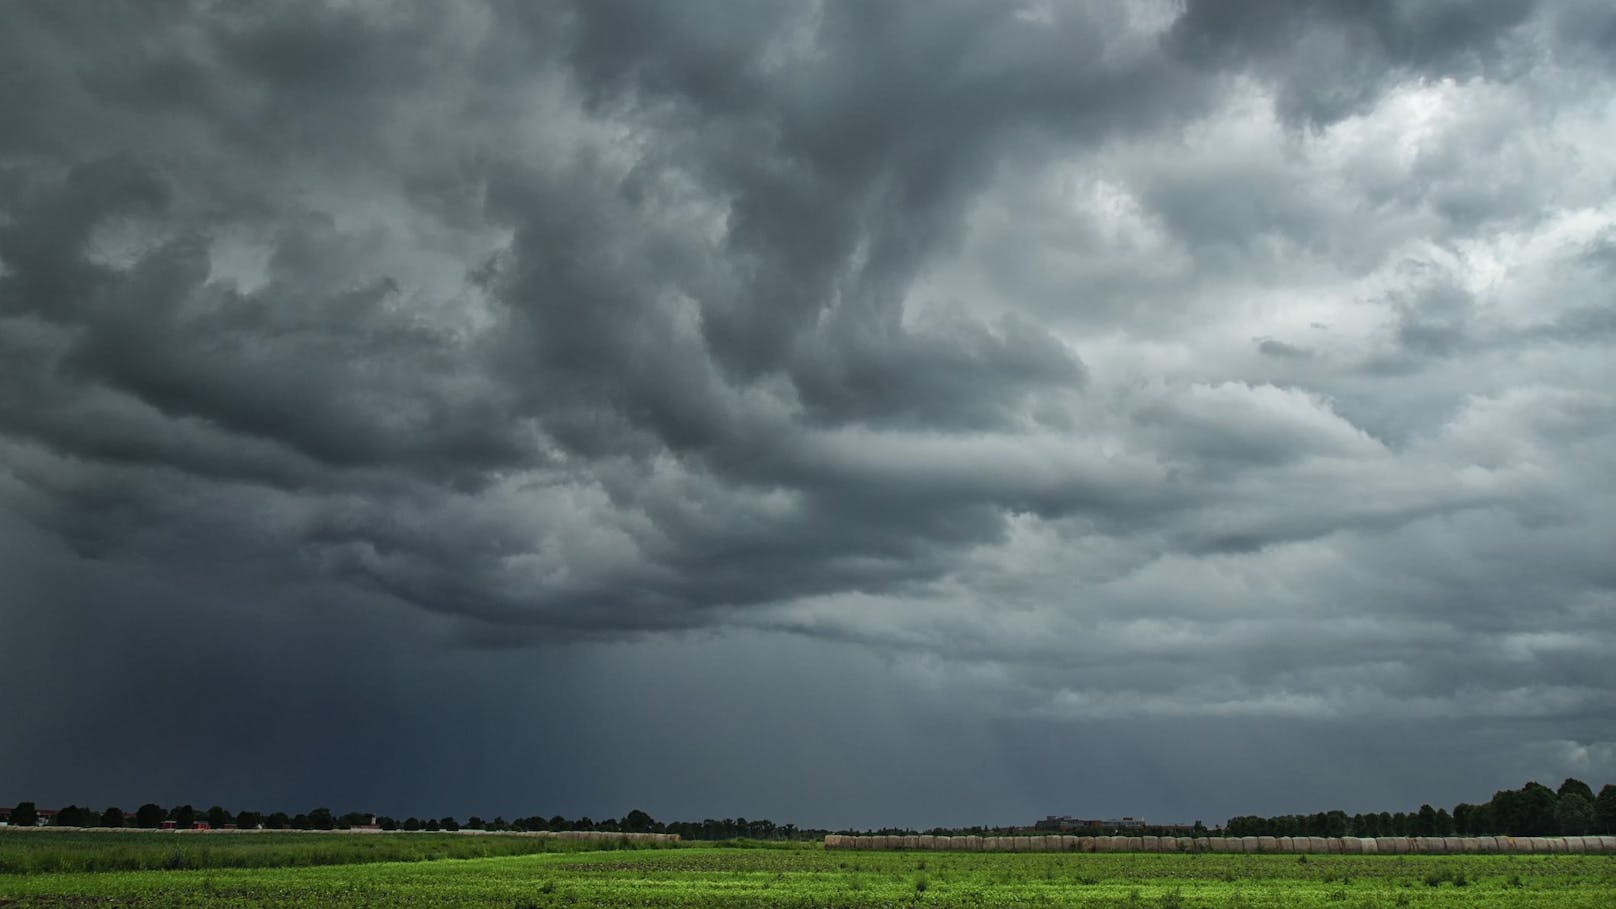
(7, 1, 1616, 908)
(2, 831, 1614, 908)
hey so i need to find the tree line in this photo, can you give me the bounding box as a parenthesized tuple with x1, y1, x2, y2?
(1224, 778, 1616, 838)
(1, 803, 827, 841)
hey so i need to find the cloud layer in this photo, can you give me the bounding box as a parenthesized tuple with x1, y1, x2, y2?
(2, 1, 1613, 825)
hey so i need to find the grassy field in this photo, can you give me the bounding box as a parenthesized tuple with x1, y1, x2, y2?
(0, 829, 664, 874)
(0, 832, 1612, 907)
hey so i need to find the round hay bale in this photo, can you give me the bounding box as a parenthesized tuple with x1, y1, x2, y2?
(1475, 836, 1497, 853)
(1328, 837, 1346, 853)
(1235, 836, 1255, 853)
(1564, 836, 1588, 854)
(1205, 837, 1227, 853)
(905, 835, 921, 850)
(1276, 836, 1293, 852)
(1257, 836, 1276, 853)
(1141, 835, 1159, 852)
(1060, 835, 1079, 851)
(917, 835, 935, 850)
(1079, 836, 1096, 852)
(1459, 837, 1479, 853)
(1311, 836, 1330, 853)
(1341, 837, 1362, 854)
(1127, 837, 1144, 852)
(1360, 838, 1378, 854)
(1597, 836, 1616, 853)
(1443, 837, 1464, 853)
(1177, 837, 1194, 852)
(1291, 836, 1311, 854)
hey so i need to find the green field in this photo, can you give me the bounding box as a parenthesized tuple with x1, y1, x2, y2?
(1, 832, 1612, 907)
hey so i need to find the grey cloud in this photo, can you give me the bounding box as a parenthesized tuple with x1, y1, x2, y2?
(3, 0, 1615, 824)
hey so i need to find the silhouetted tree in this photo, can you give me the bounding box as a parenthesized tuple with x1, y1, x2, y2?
(1558, 778, 1595, 803)
(135, 804, 165, 828)
(1596, 785, 1616, 835)
(55, 805, 88, 827)
(8, 802, 38, 827)
(1556, 793, 1594, 835)
(206, 806, 232, 828)
(100, 807, 125, 828)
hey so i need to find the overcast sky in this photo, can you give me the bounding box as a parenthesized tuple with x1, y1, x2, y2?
(2, 0, 1613, 830)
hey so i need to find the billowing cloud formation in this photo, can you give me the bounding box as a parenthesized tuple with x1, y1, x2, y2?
(2, 1, 1612, 824)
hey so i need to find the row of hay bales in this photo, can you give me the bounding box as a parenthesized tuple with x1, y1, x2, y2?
(823, 834, 1616, 854)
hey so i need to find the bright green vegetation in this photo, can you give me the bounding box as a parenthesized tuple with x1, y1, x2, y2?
(0, 835, 1611, 907)
(0, 829, 662, 874)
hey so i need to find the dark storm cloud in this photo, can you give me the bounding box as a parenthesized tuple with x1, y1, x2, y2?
(3, 0, 1615, 823)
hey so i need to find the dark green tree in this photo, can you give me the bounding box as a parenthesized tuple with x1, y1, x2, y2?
(8, 802, 38, 827)
(1433, 808, 1454, 835)
(55, 805, 88, 827)
(403, 817, 422, 831)
(1596, 784, 1616, 835)
(266, 812, 290, 829)
(170, 805, 196, 828)
(307, 808, 334, 830)
(1415, 804, 1437, 835)
(135, 804, 165, 828)
(1558, 778, 1595, 803)
(236, 811, 263, 829)
(100, 807, 125, 828)
(205, 806, 232, 828)
(1556, 793, 1594, 835)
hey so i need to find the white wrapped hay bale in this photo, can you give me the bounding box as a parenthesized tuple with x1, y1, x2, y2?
(1141, 835, 1159, 852)
(1460, 837, 1479, 853)
(1236, 836, 1256, 853)
(1597, 836, 1616, 853)
(1359, 838, 1377, 854)
(1079, 836, 1097, 852)
(1277, 837, 1293, 852)
(1341, 837, 1361, 854)
(1127, 837, 1144, 852)
(1443, 837, 1464, 853)
(1257, 836, 1276, 852)
(1061, 835, 1079, 851)
(1290, 836, 1310, 854)
(1310, 836, 1330, 853)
